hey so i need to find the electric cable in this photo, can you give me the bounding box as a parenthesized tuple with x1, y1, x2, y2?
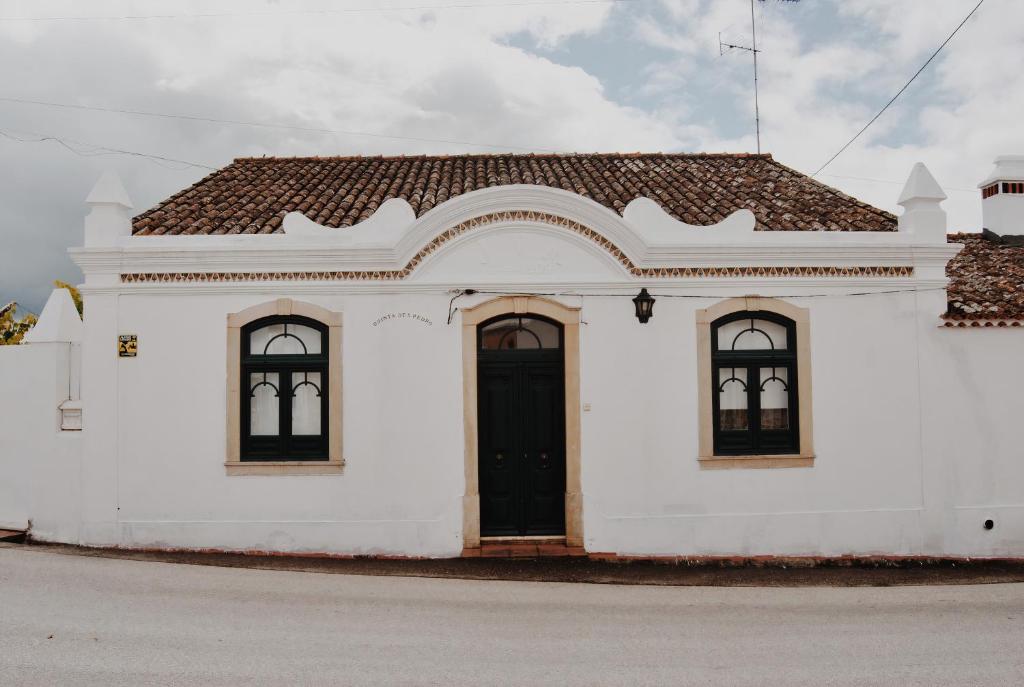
(813, 0, 986, 177)
(0, 97, 563, 153)
(0, 0, 640, 22)
(0, 125, 216, 170)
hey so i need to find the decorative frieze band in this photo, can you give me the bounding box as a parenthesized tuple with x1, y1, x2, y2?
(941, 318, 1024, 328)
(120, 210, 915, 283)
(121, 265, 915, 283)
(122, 270, 407, 283)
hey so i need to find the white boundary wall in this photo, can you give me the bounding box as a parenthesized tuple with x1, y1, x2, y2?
(0, 341, 81, 537)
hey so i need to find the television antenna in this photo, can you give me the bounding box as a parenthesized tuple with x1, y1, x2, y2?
(718, 0, 800, 154)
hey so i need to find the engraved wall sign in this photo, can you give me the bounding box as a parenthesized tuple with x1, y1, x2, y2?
(371, 312, 433, 327)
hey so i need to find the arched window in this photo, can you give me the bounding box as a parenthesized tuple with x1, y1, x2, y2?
(711, 311, 799, 455)
(241, 315, 329, 462)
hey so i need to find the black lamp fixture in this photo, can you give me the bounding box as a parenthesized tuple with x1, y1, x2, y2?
(632, 288, 655, 323)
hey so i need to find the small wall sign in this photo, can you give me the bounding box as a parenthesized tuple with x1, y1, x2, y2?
(118, 334, 138, 357)
(371, 312, 433, 327)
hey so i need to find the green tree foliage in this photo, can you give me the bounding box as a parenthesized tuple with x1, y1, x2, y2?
(0, 280, 81, 345)
(0, 302, 37, 345)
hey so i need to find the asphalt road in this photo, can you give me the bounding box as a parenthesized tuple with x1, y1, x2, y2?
(1, 546, 1023, 686)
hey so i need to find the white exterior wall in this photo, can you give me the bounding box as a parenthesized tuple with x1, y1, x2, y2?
(923, 328, 1024, 557)
(581, 292, 927, 556)
(5, 173, 1020, 558)
(108, 292, 465, 555)
(36, 286, 1021, 558)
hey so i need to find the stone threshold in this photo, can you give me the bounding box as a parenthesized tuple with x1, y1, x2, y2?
(466, 538, 587, 559)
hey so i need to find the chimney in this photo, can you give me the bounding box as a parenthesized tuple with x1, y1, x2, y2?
(979, 155, 1024, 235)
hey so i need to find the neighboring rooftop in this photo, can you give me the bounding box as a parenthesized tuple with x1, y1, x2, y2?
(132, 153, 898, 236)
(946, 230, 1024, 326)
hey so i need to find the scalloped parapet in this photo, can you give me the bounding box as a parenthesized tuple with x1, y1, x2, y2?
(622, 197, 756, 243)
(282, 197, 416, 244)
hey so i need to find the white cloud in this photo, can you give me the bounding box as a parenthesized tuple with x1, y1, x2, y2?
(1, 0, 1020, 313)
(0, 0, 676, 310)
(628, 0, 1019, 231)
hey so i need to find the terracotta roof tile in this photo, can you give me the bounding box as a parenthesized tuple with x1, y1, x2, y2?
(946, 231, 1024, 323)
(132, 153, 897, 235)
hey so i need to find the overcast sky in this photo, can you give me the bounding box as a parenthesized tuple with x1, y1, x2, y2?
(1, 0, 1019, 313)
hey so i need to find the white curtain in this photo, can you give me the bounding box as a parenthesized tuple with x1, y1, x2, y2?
(291, 372, 322, 435)
(249, 373, 280, 436)
(250, 324, 322, 355)
(759, 368, 789, 430)
(718, 367, 748, 431)
(716, 318, 788, 351)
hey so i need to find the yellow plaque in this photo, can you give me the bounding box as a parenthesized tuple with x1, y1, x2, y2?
(118, 334, 137, 357)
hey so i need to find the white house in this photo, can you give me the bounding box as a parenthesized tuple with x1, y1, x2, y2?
(1, 152, 1022, 559)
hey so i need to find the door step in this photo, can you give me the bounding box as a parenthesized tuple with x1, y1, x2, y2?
(465, 539, 586, 558)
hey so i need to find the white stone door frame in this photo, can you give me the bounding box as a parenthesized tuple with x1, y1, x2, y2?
(460, 296, 583, 549)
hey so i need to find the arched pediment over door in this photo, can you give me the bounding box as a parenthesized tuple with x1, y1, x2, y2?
(409, 213, 634, 283)
(398, 186, 644, 284)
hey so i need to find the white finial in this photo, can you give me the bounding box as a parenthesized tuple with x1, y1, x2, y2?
(84, 171, 134, 247)
(86, 170, 133, 209)
(897, 162, 946, 240)
(23, 288, 83, 344)
(898, 162, 946, 207)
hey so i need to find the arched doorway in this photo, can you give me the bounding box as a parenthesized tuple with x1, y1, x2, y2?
(476, 314, 565, 536)
(460, 296, 582, 548)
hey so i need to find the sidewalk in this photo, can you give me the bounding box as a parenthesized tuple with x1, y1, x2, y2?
(5, 540, 1024, 587)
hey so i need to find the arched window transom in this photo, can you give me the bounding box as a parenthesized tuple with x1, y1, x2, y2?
(711, 311, 799, 455)
(479, 316, 562, 351)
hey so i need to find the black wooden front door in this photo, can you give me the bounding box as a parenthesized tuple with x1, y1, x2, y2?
(478, 355, 566, 537)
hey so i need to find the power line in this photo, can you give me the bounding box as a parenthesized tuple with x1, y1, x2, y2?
(447, 286, 948, 322)
(0, 125, 217, 170)
(0, 96, 562, 153)
(461, 286, 950, 301)
(812, 0, 986, 177)
(0, 0, 638, 22)
(820, 173, 976, 194)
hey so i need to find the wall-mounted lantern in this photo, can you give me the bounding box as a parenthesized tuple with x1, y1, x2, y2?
(632, 288, 655, 324)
